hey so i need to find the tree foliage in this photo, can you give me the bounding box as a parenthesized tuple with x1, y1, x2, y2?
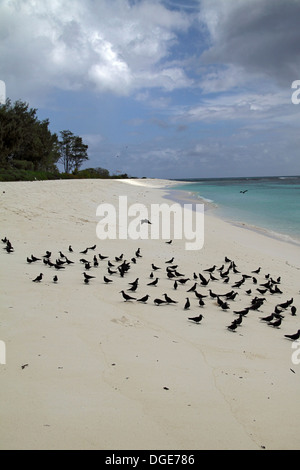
(0, 99, 60, 170)
(58, 130, 88, 174)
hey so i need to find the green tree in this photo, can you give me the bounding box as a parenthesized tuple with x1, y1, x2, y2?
(0, 99, 59, 170)
(58, 130, 89, 173)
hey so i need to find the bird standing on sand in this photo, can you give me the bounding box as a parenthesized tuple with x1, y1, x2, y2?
(137, 294, 150, 303)
(227, 320, 238, 332)
(268, 317, 282, 328)
(284, 330, 300, 341)
(104, 276, 113, 284)
(32, 273, 43, 282)
(147, 278, 159, 286)
(154, 298, 166, 306)
(163, 293, 178, 304)
(184, 298, 190, 310)
(291, 306, 297, 316)
(53, 275, 58, 283)
(83, 272, 95, 280)
(188, 314, 204, 324)
(120, 290, 136, 301)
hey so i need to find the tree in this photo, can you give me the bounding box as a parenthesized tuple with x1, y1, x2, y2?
(0, 99, 59, 170)
(58, 130, 89, 173)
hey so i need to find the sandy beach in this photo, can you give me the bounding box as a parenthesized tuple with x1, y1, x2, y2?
(0, 178, 299, 450)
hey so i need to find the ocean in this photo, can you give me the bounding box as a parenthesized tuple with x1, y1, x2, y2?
(169, 176, 300, 245)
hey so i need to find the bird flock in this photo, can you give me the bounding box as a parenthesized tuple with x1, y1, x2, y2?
(2, 234, 299, 343)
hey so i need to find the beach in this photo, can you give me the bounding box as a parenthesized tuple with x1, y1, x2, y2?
(0, 177, 300, 450)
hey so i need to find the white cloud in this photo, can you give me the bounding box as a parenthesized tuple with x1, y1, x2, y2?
(0, 0, 192, 100)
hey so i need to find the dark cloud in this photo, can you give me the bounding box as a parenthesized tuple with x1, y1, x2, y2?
(201, 0, 300, 86)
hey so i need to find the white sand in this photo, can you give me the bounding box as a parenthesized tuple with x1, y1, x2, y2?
(0, 178, 299, 450)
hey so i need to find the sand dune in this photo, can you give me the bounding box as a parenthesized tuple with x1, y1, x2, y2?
(0, 178, 299, 450)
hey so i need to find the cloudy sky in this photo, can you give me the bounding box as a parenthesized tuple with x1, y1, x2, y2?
(1, 0, 300, 178)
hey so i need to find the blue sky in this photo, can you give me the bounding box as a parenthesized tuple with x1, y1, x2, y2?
(1, 0, 300, 178)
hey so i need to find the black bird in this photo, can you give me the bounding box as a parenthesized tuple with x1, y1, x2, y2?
(127, 284, 138, 292)
(108, 267, 117, 275)
(104, 276, 113, 284)
(252, 267, 261, 274)
(80, 248, 89, 254)
(227, 321, 238, 332)
(227, 291, 239, 301)
(173, 280, 178, 290)
(165, 257, 174, 264)
(284, 330, 300, 341)
(184, 298, 190, 310)
(233, 308, 249, 316)
(53, 275, 58, 283)
(187, 283, 197, 292)
(199, 273, 209, 286)
(137, 294, 150, 303)
(83, 272, 96, 280)
(32, 273, 43, 282)
(257, 288, 268, 295)
(135, 248, 142, 258)
(167, 270, 175, 279)
(291, 306, 297, 316)
(68, 245, 73, 252)
(277, 298, 293, 309)
(209, 289, 218, 299)
(65, 257, 74, 265)
(235, 314, 243, 326)
(120, 290, 136, 301)
(188, 314, 204, 323)
(268, 317, 282, 328)
(147, 278, 159, 286)
(177, 278, 190, 285)
(5, 241, 14, 253)
(55, 263, 65, 270)
(198, 298, 205, 307)
(152, 264, 160, 271)
(99, 253, 108, 260)
(43, 251, 52, 259)
(204, 265, 216, 273)
(260, 313, 274, 322)
(89, 244, 96, 250)
(141, 218, 151, 224)
(246, 289, 252, 295)
(219, 299, 230, 310)
(163, 293, 178, 304)
(27, 257, 34, 263)
(31, 255, 41, 262)
(154, 298, 166, 306)
(194, 291, 207, 300)
(165, 240, 172, 244)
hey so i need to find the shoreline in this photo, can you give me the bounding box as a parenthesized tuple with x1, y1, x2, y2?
(163, 184, 300, 249)
(1, 178, 300, 450)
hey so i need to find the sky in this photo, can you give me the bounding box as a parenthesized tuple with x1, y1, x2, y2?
(1, 0, 300, 179)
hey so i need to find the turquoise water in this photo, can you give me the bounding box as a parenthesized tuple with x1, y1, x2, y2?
(171, 176, 300, 244)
